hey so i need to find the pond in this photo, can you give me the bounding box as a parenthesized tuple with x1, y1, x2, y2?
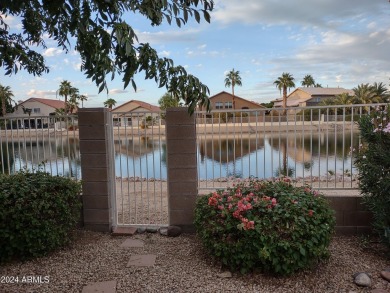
(1, 131, 360, 180)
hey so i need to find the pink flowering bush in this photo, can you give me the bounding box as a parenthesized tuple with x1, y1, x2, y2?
(194, 179, 335, 275)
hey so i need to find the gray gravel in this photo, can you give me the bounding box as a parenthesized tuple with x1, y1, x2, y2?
(1, 230, 389, 293)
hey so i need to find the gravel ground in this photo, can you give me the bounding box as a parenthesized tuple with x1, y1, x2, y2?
(1, 230, 389, 293)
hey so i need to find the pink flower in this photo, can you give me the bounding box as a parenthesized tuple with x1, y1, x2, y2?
(218, 205, 224, 210)
(208, 197, 218, 206)
(271, 198, 277, 206)
(308, 210, 314, 217)
(233, 210, 241, 219)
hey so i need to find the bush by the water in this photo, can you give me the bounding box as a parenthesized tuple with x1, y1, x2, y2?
(0, 170, 82, 263)
(355, 105, 390, 247)
(194, 179, 335, 275)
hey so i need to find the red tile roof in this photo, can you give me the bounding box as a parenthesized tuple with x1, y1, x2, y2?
(112, 100, 161, 112)
(21, 98, 66, 109)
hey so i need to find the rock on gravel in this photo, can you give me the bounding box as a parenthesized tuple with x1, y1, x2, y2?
(353, 272, 371, 287)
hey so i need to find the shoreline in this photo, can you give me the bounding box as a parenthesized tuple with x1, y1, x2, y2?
(1, 121, 359, 138)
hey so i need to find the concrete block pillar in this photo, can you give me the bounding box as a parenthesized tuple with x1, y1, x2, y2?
(78, 108, 115, 232)
(165, 108, 198, 233)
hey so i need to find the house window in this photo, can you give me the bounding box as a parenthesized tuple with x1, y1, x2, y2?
(215, 102, 223, 109)
(33, 108, 40, 114)
(225, 102, 233, 109)
(113, 118, 121, 126)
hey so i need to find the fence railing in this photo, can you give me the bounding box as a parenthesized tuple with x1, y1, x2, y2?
(111, 111, 168, 226)
(195, 104, 384, 192)
(1, 103, 384, 194)
(0, 115, 80, 179)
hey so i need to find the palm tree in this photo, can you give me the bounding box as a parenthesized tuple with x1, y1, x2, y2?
(224, 68, 242, 109)
(301, 75, 315, 87)
(104, 98, 117, 109)
(370, 82, 390, 103)
(58, 80, 77, 114)
(78, 94, 88, 108)
(0, 84, 14, 117)
(274, 73, 295, 115)
(352, 83, 375, 104)
(68, 93, 80, 114)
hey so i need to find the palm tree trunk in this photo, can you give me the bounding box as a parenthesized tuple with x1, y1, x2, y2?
(282, 86, 287, 116)
(232, 85, 235, 110)
(1, 99, 6, 117)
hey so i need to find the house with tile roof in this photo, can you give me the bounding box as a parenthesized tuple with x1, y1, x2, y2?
(5, 97, 67, 128)
(111, 100, 161, 127)
(273, 87, 354, 108)
(207, 91, 265, 111)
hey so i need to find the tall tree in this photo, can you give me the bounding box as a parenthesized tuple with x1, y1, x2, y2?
(1, 1, 213, 114)
(352, 83, 376, 104)
(68, 91, 80, 114)
(78, 94, 88, 108)
(158, 92, 180, 111)
(370, 82, 390, 103)
(0, 84, 14, 117)
(58, 80, 77, 114)
(274, 73, 295, 115)
(104, 98, 117, 109)
(301, 75, 315, 87)
(224, 68, 242, 110)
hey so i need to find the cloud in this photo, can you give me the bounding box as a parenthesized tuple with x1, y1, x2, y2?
(42, 48, 63, 57)
(158, 50, 170, 57)
(72, 62, 81, 71)
(109, 89, 129, 94)
(27, 89, 57, 98)
(212, 0, 386, 29)
(135, 28, 200, 44)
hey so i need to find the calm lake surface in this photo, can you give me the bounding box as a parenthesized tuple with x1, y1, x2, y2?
(0, 131, 360, 180)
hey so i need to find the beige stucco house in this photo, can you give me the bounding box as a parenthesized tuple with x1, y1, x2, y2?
(111, 100, 161, 126)
(207, 91, 265, 111)
(273, 87, 354, 108)
(5, 98, 66, 128)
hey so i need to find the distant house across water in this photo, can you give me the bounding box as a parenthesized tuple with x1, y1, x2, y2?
(111, 100, 161, 126)
(5, 98, 66, 129)
(207, 91, 265, 111)
(272, 87, 354, 108)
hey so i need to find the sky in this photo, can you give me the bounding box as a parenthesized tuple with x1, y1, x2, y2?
(1, 0, 390, 108)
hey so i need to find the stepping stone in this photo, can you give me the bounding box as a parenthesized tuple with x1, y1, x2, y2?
(120, 239, 144, 248)
(126, 254, 156, 267)
(82, 280, 116, 293)
(112, 226, 137, 236)
(380, 270, 390, 282)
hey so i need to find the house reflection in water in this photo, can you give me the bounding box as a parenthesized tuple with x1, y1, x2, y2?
(198, 136, 265, 164)
(267, 131, 360, 170)
(114, 136, 166, 163)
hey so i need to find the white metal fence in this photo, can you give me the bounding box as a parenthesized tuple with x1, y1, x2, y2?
(0, 115, 80, 179)
(195, 104, 381, 192)
(111, 111, 168, 226)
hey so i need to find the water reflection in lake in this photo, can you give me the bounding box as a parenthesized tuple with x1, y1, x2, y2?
(1, 131, 360, 180)
(197, 131, 360, 179)
(1, 137, 81, 179)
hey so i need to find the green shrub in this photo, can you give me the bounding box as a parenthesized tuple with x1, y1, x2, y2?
(194, 179, 335, 275)
(354, 106, 390, 247)
(0, 170, 82, 263)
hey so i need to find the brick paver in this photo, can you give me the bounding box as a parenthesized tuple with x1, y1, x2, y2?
(82, 280, 117, 293)
(126, 254, 156, 267)
(120, 239, 144, 248)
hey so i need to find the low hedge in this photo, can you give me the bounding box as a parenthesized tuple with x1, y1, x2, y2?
(0, 170, 82, 263)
